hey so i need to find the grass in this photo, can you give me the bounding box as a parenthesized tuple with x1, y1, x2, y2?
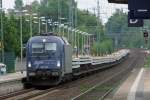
(144, 55, 150, 68)
(79, 84, 91, 93)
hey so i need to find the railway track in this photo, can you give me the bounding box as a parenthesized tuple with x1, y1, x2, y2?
(71, 49, 146, 100)
(0, 88, 34, 100)
(0, 49, 145, 100)
(0, 87, 59, 100)
(71, 57, 137, 100)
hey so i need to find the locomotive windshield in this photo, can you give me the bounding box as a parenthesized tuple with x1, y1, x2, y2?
(32, 43, 44, 53)
(45, 43, 57, 51)
(31, 42, 57, 58)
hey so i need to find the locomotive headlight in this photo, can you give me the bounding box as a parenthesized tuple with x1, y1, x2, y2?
(57, 61, 61, 67)
(29, 72, 35, 76)
(28, 62, 31, 68)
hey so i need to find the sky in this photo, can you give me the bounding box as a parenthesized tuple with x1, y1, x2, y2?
(3, 0, 128, 23)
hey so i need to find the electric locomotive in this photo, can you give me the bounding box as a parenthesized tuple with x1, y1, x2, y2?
(26, 33, 72, 86)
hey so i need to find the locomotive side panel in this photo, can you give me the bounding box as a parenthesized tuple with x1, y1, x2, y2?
(64, 45, 72, 74)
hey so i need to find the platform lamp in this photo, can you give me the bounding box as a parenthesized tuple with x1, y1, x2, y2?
(0, 0, 5, 63)
(67, 27, 72, 42)
(53, 21, 59, 33)
(58, 24, 65, 36)
(40, 17, 48, 33)
(25, 13, 37, 37)
(75, 29, 80, 57)
(63, 25, 68, 37)
(0, 2, 4, 63)
(15, 9, 28, 69)
(47, 19, 53, 32)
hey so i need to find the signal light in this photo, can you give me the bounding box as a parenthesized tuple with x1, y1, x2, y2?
(143, 32, 148, 38)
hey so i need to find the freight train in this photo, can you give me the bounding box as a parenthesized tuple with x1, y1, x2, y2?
(25, 32, 130, 86)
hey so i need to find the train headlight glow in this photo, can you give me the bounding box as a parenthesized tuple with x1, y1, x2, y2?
(29, 72, 35, 76)
(57, 61, 60, 67)
(43, 39, 46, 42)
(28, 62, 31, 68)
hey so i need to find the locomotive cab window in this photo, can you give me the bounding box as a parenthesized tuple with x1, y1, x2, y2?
(45, 43, 57, 51)
(32, 43, 44, 54)
(31, 42, 57, 57)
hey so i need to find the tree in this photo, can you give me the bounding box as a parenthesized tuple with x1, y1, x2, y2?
(14, 0, 23, 11)
(105, 9, 144, 48)
(31, 0, 40, 13)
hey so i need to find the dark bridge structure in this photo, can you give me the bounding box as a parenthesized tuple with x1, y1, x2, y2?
(108, 0, 128, 4)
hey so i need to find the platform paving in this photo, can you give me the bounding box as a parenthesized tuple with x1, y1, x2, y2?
(112, 68, 150, 100)
(0, 71, 26, 83)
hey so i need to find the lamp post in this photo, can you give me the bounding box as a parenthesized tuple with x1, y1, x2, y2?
(15, 9, 27, 68)
(81, 32, 84, 56)
(67, 27, 72, 42)
(0, 0, 4, 63)
(45, 20, 48, 33)
(59, 24, 64, 36)
(75, 29, 80, 57)
(40, 17, 48, 33)
(47, 19, 53, 32)
(20, 12, 23, 68)
(63, 25, 68, 37)
(72, 29, 75, 47)
(32, 16, 40, 33)
(53, 22, 59, 33)
(39, 18, 41, 33)
(25, 13, 37, 37)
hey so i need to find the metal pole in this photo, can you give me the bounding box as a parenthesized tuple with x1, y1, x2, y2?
(87, 35, 88, 56)
(69, 0, 72, 27)
(63, 27, 64, 37)
(30, 14, 32, 37)
(96, 0, 100, 56)
(74, 31, 76, 50)
(89, 35, 91, 56)
(39, 18, 41, 33)
(82, 34, 84, 56)
(52, 24, 55, 32)
(72, 30, 74, 46)
(0, 0, 4, 63)
(58, 25, 60, 36)
(85, 35, 87, 56)
(58, 0, 61, 34)
(20, 11, 23, 68)
(74, 1, 77, 54)
(93, 35, 95, 56)
(77, 32, 79, 57)
(46, 20, 48, 33)
(67, 28, 70, 41)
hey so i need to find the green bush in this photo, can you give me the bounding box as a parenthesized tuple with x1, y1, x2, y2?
(92, 39, 114, 56)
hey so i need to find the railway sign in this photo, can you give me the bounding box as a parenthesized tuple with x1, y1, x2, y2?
(143, 31, 148, 38)
(128, 12, 143, 27)
(128, 0, 150, 19)
(143, 31, 149, 44)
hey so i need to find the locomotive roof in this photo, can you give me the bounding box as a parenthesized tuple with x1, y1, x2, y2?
(27, 35, 71, 46)
(29, 35, 62, 42)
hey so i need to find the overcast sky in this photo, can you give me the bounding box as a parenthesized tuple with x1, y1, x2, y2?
(3, 0, 128, 23)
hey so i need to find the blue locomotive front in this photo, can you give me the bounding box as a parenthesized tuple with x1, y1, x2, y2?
(26, 34, 66, 85)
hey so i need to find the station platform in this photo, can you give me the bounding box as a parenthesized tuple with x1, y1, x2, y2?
(0, 71, 26, 83)
(112, 68, 150, 100)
